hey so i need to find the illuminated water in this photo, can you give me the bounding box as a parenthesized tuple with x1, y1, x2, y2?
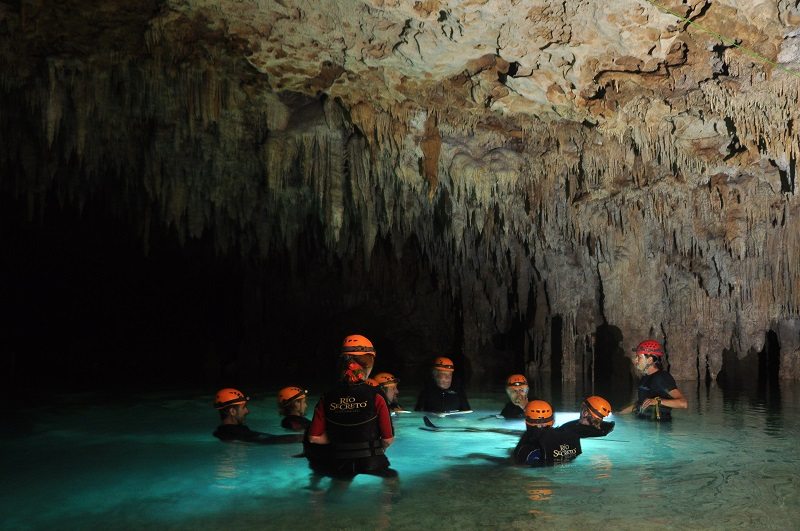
(2, 383, 799, 530)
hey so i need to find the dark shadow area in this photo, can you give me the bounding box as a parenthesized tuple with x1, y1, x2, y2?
(549, 315, 563, 398)
(1, 192, 243, 393)
(490, 317, 527, 387)
(718, 331, 782, 417)
(1, 194, 457, 393)
(717, 347, 759, 390)
(758, 329, 781, 388)
(592, 324, 633, 407)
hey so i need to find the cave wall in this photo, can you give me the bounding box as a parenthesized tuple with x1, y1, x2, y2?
(2, 1, 800, 383)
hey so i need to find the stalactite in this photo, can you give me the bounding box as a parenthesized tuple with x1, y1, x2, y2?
(4, 0, 800, 381)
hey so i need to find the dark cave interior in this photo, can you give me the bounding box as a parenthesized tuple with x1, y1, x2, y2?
(1, 191, 464, 393)
(1, 188, 783, 403)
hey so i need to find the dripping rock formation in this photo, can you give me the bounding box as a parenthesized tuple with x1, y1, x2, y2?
(2, 0, 800, 389)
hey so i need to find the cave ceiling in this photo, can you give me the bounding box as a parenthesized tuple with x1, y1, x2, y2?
(2, 0, 800, 381)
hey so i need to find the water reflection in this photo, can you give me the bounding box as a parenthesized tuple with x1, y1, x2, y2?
(720, 375, 785, 438)
(304, 471, 401, 530)
(589, 454, 613, 480)
(214, 444, 248, 484)
(4, 382, 800, 529)
(526, 478, 553, 519)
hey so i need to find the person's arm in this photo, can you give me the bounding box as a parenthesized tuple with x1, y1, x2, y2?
(374, 394, 395, 447)
(641, 388, 687, 410)
(641, 373, 688, 410)
(308, 400, 329, 444)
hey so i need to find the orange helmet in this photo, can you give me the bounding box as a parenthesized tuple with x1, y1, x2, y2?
(506, 374, 528, 387)
(214, 388, 249, 409)
(366, 378, 379, 387)
(633, 339, 664, 357)
(583, 396, 612, 419)
(342, 334, 376, 356)
(373, 372, 399, 387)
(277, 386, 308, 407)
(433, 357, 455, 372)
(524, 400, 554, 427)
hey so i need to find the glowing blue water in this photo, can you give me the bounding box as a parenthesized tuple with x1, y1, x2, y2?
(2, 384, 799, 530)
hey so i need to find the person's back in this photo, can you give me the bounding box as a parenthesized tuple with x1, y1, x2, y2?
(320, 381, 389, 468)
(513, 426, 582, 465)
(307, 334, 396, 478)
(512, 400, 581, 466)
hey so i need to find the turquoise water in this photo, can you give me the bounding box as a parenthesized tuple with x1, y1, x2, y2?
(2, 383, 799, 530)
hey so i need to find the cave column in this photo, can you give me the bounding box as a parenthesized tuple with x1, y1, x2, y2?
(776, 319, 800, 379)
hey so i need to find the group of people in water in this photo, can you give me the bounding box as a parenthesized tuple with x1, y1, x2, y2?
(212, 334, 687, 477)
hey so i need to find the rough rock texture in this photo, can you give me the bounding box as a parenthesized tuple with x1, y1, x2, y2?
(2, 0, 800, 382)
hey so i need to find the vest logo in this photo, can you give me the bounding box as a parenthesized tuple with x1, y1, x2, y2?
(329, 396, 368, 411)
(553, 444, 578, 458)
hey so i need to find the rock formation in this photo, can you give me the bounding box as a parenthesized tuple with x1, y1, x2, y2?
(2, 0, 799, 385)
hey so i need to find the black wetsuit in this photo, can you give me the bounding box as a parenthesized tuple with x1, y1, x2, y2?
(213, 424, 271, 443)
(499, 401, 525, 419)
(636, 370, 678, 421)
(281, 415, 311, 432)
(512, 427, 582, 466)
(559, 419, 615, 438)
(415, 381, 471, 413)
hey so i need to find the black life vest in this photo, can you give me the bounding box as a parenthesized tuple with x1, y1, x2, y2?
(323, 383, 384, 459)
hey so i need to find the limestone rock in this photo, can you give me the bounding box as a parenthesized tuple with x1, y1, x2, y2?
(2, 0, 800, 382)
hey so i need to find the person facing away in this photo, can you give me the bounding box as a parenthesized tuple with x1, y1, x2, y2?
(619, 339, 688, 421)
(559, 396, 615, 437)
(414, 356, 471, 413)
(307, 334, 396, 478)
(512, 400, 582, 466)
(499, 374, 529, 419)
(373, 372, 403, 413)
(278, 386, 310, 432)
(212, 388, 270, 443)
